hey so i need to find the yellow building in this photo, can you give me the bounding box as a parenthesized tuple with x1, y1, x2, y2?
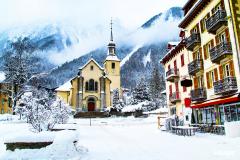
(56, 24, 121, 112)
(178, 0, 240, 124)
(0, 83, 12, 114)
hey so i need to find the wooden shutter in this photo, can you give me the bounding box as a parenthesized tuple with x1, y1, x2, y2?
(206, 72, 210, 89)
(221, 0, 225, 10)
(219, 65, 223, 79)
(175, 82, 179, 92)
(203, 45, 207, 59)
(229, 60, 235, 76)
(211, 39, 214, 47)
(215, 35, 219, 45)
(169, 85, 172, 95)
(194, 77, 198, 89)
(181, 54, 184, 66)
(200, 19, 204, 33)
(214, 68, 218, 81)
(225, 28, 230, 43)
(199, 47, 203, 59)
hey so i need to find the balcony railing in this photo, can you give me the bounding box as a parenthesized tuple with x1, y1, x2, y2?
(169, 91, 181, 103)
(210, 42, 232, 63)
(206, 10, 227, 34)
(166, 68, 179, 82)
(188, 59, 203, 75)
(186, 33, 201, 51)
(214, 77, 238, 95)
(191, 87, 207, 102)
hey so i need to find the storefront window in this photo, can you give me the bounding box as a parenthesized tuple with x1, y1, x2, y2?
(224, 106, 231, 122)
(219, 106, 225, 125)
(202, 109, 206, 123)
(211, 108, 216, 124)
(237, 104, 240, 121)
(206, 109, 212, 124)
(230, 105, 238, 121)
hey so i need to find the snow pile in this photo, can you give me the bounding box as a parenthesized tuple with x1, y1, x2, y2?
(0, 72, 5, 82)
(122, 101, 148, 112)
(225, 121, 240, 138)
(55, 80, 72, 91)
(1, 130, 84, 160)
(0, 114, 19, 122)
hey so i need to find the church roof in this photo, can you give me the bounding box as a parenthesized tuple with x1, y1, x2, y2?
(79, 58, 104, 70)
(105, 55, 120, 62)
(55, 80, 72, 92)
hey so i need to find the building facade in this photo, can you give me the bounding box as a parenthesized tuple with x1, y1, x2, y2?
(56, 26, 121, 112)
(161, 38, 192, 124)
(177, 0, 240, 124)
(0, 83, 12, 114)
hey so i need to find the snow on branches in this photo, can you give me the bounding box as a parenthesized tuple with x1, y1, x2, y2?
(16, 88, 72, 132)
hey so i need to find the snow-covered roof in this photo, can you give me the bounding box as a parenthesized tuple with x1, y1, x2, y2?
(105, 55, 120, 62)
(79, 58, 104, 70)
(0, 71, 5, 83)
(161, 90, 166, 94)
(168, 41, 180, 46)
(55, 80, 72, 92)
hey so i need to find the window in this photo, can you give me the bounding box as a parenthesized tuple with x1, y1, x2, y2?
(89, 79, 95, 91)
(197, 76, 204, 88)
(112, 63, 115, 69)
(90, 65, 94, 71)
(181, 54, 184, 67)
(86, 79, 98, 91)
(225, 64, 230, 77)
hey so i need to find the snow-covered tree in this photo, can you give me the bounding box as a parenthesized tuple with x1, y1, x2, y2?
(149, 66, 165, 108)
(17, 88, 71, 132)
(111, 89, 125, 112)
(4, 37, 35, 114)
(130, 78, 150, 105)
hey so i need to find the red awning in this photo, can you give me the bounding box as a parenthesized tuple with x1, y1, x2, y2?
(191, 95, 240, 108)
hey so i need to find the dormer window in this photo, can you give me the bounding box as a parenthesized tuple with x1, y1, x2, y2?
(90, 65, 94, 70)
(112, 63, 115, 69)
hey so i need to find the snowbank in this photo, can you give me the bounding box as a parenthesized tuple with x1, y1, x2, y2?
(225, 121, 240, 138)
(121, 101, 147, 112)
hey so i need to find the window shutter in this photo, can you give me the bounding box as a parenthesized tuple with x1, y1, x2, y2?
(169, 85, 172, 96)
(196, 23, 200, 33)
(206, 72, 210, 89)
(211, 39, 214, 47)
(200, 19, 204, 33)
(215, 35, 219, 45)
(219, 65, 223, 79)
(194, 77, 198, 89)
(175, 82, 179, 92)
(229, 60, 235, 76)
(203, 45, 207, 59)
(221, 0, 225, 10)
(199, 47, 203, 59)
(225, 28, 230, 43)
(214, 68, 218, 81)
(181, 54, 184, 66)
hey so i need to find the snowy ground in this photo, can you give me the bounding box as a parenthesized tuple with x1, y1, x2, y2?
(1, 115, 240, 160)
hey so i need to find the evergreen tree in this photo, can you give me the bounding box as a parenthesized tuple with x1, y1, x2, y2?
(131, 78, 150, 105)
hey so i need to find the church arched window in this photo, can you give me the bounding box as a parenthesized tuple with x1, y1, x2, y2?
(95, 82, 98, 91)
(89, 79, 95, 91)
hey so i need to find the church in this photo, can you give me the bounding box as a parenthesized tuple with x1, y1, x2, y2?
(56, 23, 121, 112)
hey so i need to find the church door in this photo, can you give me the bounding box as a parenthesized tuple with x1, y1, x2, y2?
(88, 98, 95, 112)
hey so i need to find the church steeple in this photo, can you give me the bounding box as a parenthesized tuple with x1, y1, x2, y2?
(108, 19, 116, 56)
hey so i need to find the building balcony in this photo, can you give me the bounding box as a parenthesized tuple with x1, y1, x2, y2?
(206, 10, 227, 34)
(169, 91, 181, 103)
(214, 77, 238, 95)
(210, 42, 232, 63)
(188, 59, 203, 75)
(186, 33, 201, 51)
(166, 68, 179, 82)
(190, 87, 207, 102)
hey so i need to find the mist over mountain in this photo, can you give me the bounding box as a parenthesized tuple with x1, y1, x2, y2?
(0, 7, 183, 89)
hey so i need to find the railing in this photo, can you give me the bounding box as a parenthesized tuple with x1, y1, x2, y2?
(190, 87, 207, 102)
(214, 77, 237, 95)
(206, 10, 227, 33)
(186, 33, 201, 51)
(166, 68, 179, 81)
(169, 91, 181, 103)
(188, 59, 203, 75)
(210, 42, 232, 63)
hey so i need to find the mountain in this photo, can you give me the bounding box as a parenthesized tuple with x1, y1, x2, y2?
(0, 6, 183, 89)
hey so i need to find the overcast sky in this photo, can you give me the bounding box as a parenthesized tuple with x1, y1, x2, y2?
(0, 0, 186, 30)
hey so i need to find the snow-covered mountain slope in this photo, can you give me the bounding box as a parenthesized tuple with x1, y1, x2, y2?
(0, 6, 183, 89)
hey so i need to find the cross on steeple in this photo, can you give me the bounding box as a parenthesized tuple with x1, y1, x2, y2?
(110, 18, 113, 42)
